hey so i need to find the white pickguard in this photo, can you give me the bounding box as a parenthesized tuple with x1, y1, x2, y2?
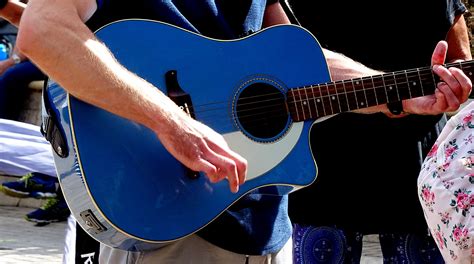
(223, 122, 304, 180)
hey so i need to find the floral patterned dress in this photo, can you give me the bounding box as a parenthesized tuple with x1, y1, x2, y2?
(418, 102, 474, 263)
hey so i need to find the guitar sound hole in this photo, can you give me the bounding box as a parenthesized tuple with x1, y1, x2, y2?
(235, 83, 289, 140)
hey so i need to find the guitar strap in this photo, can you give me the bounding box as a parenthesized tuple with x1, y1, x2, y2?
(41, 80, 69, 158)
(280, 0, 301, 26)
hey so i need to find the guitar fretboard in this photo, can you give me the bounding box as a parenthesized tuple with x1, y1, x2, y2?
(287, 60, 474, 122)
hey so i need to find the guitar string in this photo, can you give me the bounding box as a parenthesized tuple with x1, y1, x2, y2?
(194, 78, 438, 128)
(191, 75, 439, 119)
(188, 65, 473, 117)
(186, 69, 434, 109)
(193, 74, 439, 116)
(179, 61, 473, 111)
(165, 62, 472, 131)
(191, 73, 461, 130)
(194, 75, 458, 130)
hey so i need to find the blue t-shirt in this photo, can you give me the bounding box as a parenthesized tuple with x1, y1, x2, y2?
(86, 0, 290, 255)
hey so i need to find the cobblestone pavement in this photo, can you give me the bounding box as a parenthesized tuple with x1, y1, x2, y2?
(0, 205, 383, 263)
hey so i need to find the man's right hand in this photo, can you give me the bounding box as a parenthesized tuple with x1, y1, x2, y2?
(155, 110, 248, 193)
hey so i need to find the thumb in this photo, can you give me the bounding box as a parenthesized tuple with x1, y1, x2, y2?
(431, 41, 448, 66)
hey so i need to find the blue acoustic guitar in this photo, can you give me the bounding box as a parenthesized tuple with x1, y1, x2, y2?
(44, 19, 473, 251)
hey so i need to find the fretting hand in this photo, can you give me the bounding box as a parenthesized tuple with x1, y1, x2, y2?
(404, 41, 472, 114)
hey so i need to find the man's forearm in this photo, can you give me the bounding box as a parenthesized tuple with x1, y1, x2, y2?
(446, 14, 471, 62)
(17, 0, 180, 134)
(322, 48, 401, 115)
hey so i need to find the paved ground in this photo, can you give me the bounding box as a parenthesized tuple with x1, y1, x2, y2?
(0, 205, 384, 264)
(360, 239, 384, 264)
(0, 206, 65, 264)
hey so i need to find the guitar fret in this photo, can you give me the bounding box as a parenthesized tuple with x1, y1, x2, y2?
(373, 75, 387, 105)
(418, 67, 436, 96)
(353, 79, 367, 108)
(341, 81, 349, 111)
(318, 84, 327, 116)
(303, 87, 314, 119)
(416, 68, 425, 97)
(431, 68, 437, 95)
(336, 81, 349, 113)
(383, 73, 398, 103)
(310, 85, 320, 118)
(345, 80, 358, 111)
(297, 88, 306, 120)
(406, 69, 423, 98)
(309, 86, 316, 118)
(457, 61, 469, 76)
(289, 89, 300, 121)
(362, 79, 369, 107)
(455, 61, 474, 79)
(330, 83, 337, 115)
(393, 72, 402, 101)
(371, 76, 378, 106)
(324, 83, 334, 115)
(404, 70, 413, 99)
(350, 79, 359, 108)
(331, 82, 342, 114)
(319, 84, 328, 115)
(362, 76, 377, 107)
(312, 85, 322, 117)
(381, 74, 389, 103)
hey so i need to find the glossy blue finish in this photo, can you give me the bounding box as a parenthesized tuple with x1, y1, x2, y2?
(48, 20, 331, 249)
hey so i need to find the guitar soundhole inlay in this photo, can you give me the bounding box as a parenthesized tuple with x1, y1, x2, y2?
(235, 82, 289, 141)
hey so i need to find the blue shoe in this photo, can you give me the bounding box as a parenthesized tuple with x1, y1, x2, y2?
(25, 197, 70, 224)
(0, 172, 57, 199)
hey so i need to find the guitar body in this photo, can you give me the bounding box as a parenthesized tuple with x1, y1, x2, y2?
(46, 20, 330, 250)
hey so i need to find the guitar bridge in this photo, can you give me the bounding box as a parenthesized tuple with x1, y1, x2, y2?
(165, 70, 199, 179)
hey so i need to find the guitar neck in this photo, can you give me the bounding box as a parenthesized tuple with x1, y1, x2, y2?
(287, 60, 474, 122)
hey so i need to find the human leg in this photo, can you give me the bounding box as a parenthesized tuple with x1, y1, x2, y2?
(0, 118, 70, 224)
(63, 216, 77, 264)
(0, 61, 44, 120)
(62, 215, 101, 264)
